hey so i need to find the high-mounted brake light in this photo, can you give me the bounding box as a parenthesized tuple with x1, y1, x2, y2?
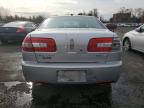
(22, 36, 56, 52)
(87, 38, 113, 52)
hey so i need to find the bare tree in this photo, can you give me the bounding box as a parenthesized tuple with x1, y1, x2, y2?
(134, 8, 144, 18)
(93, 8, 99, 18)
(119, 7, 126, 13)
(119, 7, 132, 14)
(78, 10, 86, 16)
(87, 8, 99, 18)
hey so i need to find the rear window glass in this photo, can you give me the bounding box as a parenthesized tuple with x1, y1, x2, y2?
(39, 16, 106, 29)
(3, 22, 26, 27)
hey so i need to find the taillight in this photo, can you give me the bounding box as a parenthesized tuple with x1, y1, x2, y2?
(16, 27, 25, 33)
(22, 36, 34, 52)
(87, 38, 113, 52)
(22, 36, 56, 52)
(87, 37, 121, 52)
(112, 37, 121, 51)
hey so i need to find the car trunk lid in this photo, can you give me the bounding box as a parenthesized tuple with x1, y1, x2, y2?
(29, 28, 114, 63)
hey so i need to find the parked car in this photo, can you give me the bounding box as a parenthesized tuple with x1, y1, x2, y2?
(0, 21, 36, 43)
(22, 16, 122, 86)
(123, 24, 144, 52)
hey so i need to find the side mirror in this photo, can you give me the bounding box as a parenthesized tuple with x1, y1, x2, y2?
(106, 23, 117, 32)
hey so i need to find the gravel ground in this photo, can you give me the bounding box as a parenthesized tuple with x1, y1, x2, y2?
(0, 27, 144, 108)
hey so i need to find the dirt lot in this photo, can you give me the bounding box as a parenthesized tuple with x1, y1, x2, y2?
(0, 27, 144, 108)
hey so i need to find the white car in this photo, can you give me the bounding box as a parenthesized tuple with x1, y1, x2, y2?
(123, 24, 144, 52)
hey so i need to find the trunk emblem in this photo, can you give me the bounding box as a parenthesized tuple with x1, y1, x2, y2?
(70, 39, 74, 50)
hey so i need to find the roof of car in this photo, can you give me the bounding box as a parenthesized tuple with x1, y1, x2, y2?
(3, 21, 34, 27)
(8, 21, 33, 23)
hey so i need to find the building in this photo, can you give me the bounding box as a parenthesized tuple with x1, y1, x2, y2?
(111, 13, 131, 23)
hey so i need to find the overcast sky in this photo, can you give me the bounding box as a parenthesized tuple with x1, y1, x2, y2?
(0, 0, 144, 19)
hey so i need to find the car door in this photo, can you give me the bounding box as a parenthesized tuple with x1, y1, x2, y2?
(132, 25, 144, 52)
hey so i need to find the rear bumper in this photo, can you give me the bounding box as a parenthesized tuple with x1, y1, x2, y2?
(22, 61, 122, 84)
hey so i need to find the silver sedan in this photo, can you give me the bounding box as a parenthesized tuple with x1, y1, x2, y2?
(22, 16, 122, 84)
(123, 24, 144, 52)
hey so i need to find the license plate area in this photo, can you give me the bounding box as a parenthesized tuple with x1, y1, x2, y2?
(57, 70, 86, 83)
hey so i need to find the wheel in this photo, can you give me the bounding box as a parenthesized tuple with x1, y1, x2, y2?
(123, 38, 131, 51)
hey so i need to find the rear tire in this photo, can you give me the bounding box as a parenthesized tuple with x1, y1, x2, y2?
(123, 38, 131, 51)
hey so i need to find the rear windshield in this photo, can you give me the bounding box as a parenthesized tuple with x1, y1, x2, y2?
(3, 22, 26, 27)
(39, 16, 106, 29)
